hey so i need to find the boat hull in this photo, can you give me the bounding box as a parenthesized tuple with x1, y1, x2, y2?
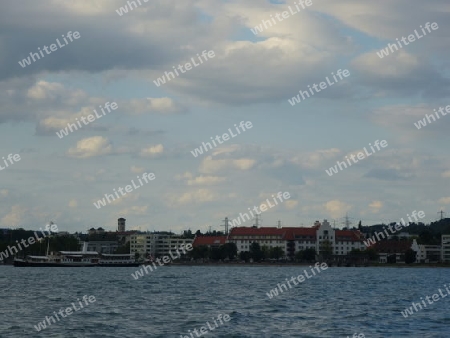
(98, 263, 140, 267)
(13, 260, 96, 267)
(14, 260, 139, 267)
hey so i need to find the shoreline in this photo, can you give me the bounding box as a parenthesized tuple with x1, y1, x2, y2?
(3, 261, 449, 268)
(169, 262, 450, 268)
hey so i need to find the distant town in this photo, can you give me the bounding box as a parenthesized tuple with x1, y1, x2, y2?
(1, 216, 450, 266)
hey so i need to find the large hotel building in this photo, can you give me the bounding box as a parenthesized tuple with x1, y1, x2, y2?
(194, 219, 366, 259)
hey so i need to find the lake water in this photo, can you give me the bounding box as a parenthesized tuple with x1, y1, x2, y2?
(0, 265, 449, 337)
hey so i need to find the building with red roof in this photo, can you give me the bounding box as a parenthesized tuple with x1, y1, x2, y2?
(225, 220, 366, 259)
(372, 239, 413, 263)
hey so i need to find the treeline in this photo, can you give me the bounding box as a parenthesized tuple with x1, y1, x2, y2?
(0, 230, 79, 263)
(359, 218, 450, 245)
(189, 242, 317, 263)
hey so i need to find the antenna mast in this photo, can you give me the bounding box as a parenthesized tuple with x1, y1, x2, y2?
(342, 213, 352, 228)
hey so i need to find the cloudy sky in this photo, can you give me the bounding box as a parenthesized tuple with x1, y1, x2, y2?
(1, 0, 449, 233)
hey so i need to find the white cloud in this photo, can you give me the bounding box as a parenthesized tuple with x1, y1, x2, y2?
(27, 80, 87, 104)
(1, 205, 27, 227)
(140, 144, 164, 157)
(292, 148, 341, 169)
(123, 97, 185, 115)
(131, 166, 145, 174)
(353, 50, 421, 79)
(438, 197, 450, 205)
(369, 200, 383, 213)
(199, 156, 255, 174)
(27, 81, 66, 100)
(175, 172, 193, 180)
(68, 199, 78, 208)
(325, 200, 352, 219)
(119, 205, 149, 215)
(284, 200, 299, 210)
(165, 189, 219, 207)
(187, 175, 226, 186)
(67, 136, 112, 158)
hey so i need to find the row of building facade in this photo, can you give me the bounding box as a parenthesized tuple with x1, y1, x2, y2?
(76, 218, 450, 263)
(129, 233, 192, 258)
(84, 218, 194, 258)
(193, 220, 450, 264)
(225, 220, 365, 257)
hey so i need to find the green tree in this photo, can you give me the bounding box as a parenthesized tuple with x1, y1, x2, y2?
(295, 250, 303, 262)
(249, 242, 264, 262)
(261, 245, 270, 260)
(418, 230, 434, 245)
(365, 248, 378, 261)
(239, 251, 251, 262)
(220, 242, 237, 260)
(349, 249, 361, 255)
(48, 235, 80, 252)
(319, 240, 333, 259)
(209, 247, 222, 261)
(270, 246, 284, 259)
(183, 230, 194, 238)
(303, 248, 316, 262)
(190, 245, 209, 260)
(115, 241, 131, 254)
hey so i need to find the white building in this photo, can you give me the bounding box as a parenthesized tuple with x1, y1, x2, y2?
(411, 239, 441, 263)
(130, 233, 192, 257)
(227, 227, 287, 255)
(442, 234, 450, 263)
(317, 220, 366, 256)
(411, 239, 427, 262)
(86, 241, 118, 254)
(227, 220, 365, 259)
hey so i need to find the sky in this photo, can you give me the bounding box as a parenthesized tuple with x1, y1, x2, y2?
(0, 0, 449, 234)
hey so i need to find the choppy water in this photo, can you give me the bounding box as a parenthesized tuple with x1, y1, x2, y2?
(0, 265, 449, 337)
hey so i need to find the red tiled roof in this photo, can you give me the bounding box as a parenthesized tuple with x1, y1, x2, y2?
(373, 239, 412, 253)
(228, 226, 365, 243)
(229, 227, 318, 241)
(292, 228, 317, 236)
(335, 230, 364, 242)
(193, 236, 227, 247)
(229, 227, 286, 236)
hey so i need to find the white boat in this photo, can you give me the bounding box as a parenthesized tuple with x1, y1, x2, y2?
(14, 241, 138, 267)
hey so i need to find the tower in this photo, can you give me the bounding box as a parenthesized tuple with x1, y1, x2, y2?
(118, 218, 126, 232)
(221, 217, 230, 235)
(253, 214, 260, 228)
